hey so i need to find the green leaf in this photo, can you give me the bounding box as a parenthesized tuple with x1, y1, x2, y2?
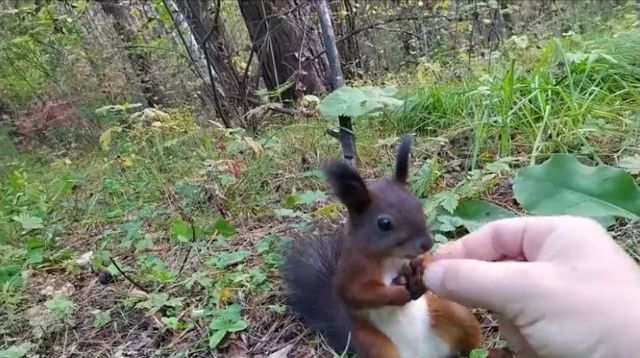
(514, 155, 640, 226)
(318, 85, 404, 118)
(209, 304, 248, 332)
(11, 213, 44, 230)
(91, 310, 112, 328)
(208, 329, 227, 349)
(0, 342, 35, 358)
(135, 237, 154, 251)
(297, 190, 327, 205)
(172, 219, 192, 242)
(45, 293, 75, 318)
(0, 265, 23, 290)
(207, 304, 248, 348)
(213, 218, 235, 237)
(26, 248, 44, 264)
(256, 234, 278, 254)
(161, 316, 181, 330)
(469, 348, 489, 358)
(453, 200, 517, 231)
(207, 250, 249, 269)
(436, 191, 459, 214)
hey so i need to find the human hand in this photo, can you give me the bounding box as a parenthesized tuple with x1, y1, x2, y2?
(423, 216, 640, 358)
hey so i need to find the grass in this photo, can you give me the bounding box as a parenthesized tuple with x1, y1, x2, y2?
(2, 14, 640, 358)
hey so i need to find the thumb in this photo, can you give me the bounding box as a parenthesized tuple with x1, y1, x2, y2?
(424, 259, 537, 312)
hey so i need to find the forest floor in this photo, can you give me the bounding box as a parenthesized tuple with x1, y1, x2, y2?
(2, 15, 640, 358)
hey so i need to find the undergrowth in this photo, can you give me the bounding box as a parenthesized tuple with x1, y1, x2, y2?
(1, 12, 640, 358)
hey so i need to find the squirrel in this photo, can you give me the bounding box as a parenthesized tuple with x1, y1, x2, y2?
(281, 135, 491, 357)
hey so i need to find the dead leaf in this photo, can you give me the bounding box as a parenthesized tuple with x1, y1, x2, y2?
(620, 154, 640, 175)
(244, 136, 263, 154)
(209, 159, 244, 179)
(227, 341, 249, 358)
(268, 344, 294, 358)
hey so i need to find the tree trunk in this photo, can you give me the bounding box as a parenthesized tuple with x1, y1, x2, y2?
(174, 0, 243, 125)
(99, 0, 167, 107)
(499, 0, 514, 36)
(330, 0, 362, 79)
(313, 0, 357, 168)
(238, 0, 328, 105)
(162, 0, 221, 119)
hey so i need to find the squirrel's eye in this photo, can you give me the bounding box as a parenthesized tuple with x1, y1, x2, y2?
(377, 217, 393, 232)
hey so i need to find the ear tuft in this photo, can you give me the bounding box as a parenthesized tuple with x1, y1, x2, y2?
(324, 161, 371, 214)
(394, 134, 412, 183)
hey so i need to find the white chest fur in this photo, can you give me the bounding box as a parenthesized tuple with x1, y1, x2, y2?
(364, 258, 452, 358)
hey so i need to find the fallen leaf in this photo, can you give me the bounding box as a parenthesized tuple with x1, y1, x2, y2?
(268, 344, 294, 358)
(244, 136, 263, 154)
(227, 341, 249, 358)
(619, 154, 640, 175)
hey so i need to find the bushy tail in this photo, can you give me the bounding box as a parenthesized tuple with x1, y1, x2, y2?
(280, 232, 353, 353)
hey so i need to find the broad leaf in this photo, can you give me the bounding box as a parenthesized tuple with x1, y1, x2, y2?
(514, 154, 640, 226)
(11, 213, 44, 230)
(0, 342, 35, 358)
(213, 218, 235, 237)
(453, 199, 517, 231)
(172, 219, 192, 242)
(296, 190, 326, 205)
(207, 250, 249, 269)
(318, 85, 403, 118)
(0, 265, 22, 290)
(208, 329, 227, 348)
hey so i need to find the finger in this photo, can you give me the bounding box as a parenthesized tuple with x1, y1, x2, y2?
(433, 216, 587, 262)
(424, 259, 548, 311)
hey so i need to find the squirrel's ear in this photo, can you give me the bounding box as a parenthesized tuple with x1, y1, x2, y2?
(324, 161, 371, 214)
(394, 134, 412, 184)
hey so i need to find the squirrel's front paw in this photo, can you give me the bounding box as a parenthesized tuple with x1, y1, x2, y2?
(406, 271, 426, 299)
(395, 258, 427, 300)
(391, 262, 412, 286)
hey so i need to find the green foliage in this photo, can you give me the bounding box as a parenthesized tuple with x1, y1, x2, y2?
(208, 304, 248, 349)
(11, 213, 44, 231)
(0, 3, 638, 355)
(0, 342, 35, 358)
(91, 310, 112, 329)
(318, 85, 403, 118)
(450, 199, 516, 232)
(514, 154, 640, 226)
(45, 293, 75, 319)
(469, 348, 489, 358)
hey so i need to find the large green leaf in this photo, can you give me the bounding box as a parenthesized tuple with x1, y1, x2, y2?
(513, 154, 640, 226)
(430, 199, 516, 233)
(318, 85, 403, 118)
(454, 200, 517, 231)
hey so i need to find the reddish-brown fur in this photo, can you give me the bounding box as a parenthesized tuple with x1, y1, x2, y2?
(285, 135, 493, 357)
(325, 136, 484, 356)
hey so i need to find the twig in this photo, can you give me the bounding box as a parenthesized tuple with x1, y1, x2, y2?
(162, 186, 197, 277)
(303, 14, 451, 66)
(161, 0, 218, 109)
(109, 257, 149, 294)
(176, 220, 195, 276)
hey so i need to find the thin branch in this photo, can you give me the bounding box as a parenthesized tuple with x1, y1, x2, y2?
(161, 0, 218, 105)
(109, 257, 149, 293)
(176, 220, 195, 276)
(202, 43, 231, 127)
(304, 14, 451, 66)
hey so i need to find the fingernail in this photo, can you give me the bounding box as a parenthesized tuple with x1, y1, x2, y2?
(424, 263, 444, 291)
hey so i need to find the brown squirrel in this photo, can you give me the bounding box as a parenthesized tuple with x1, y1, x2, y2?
(281, 135, 488, 357)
